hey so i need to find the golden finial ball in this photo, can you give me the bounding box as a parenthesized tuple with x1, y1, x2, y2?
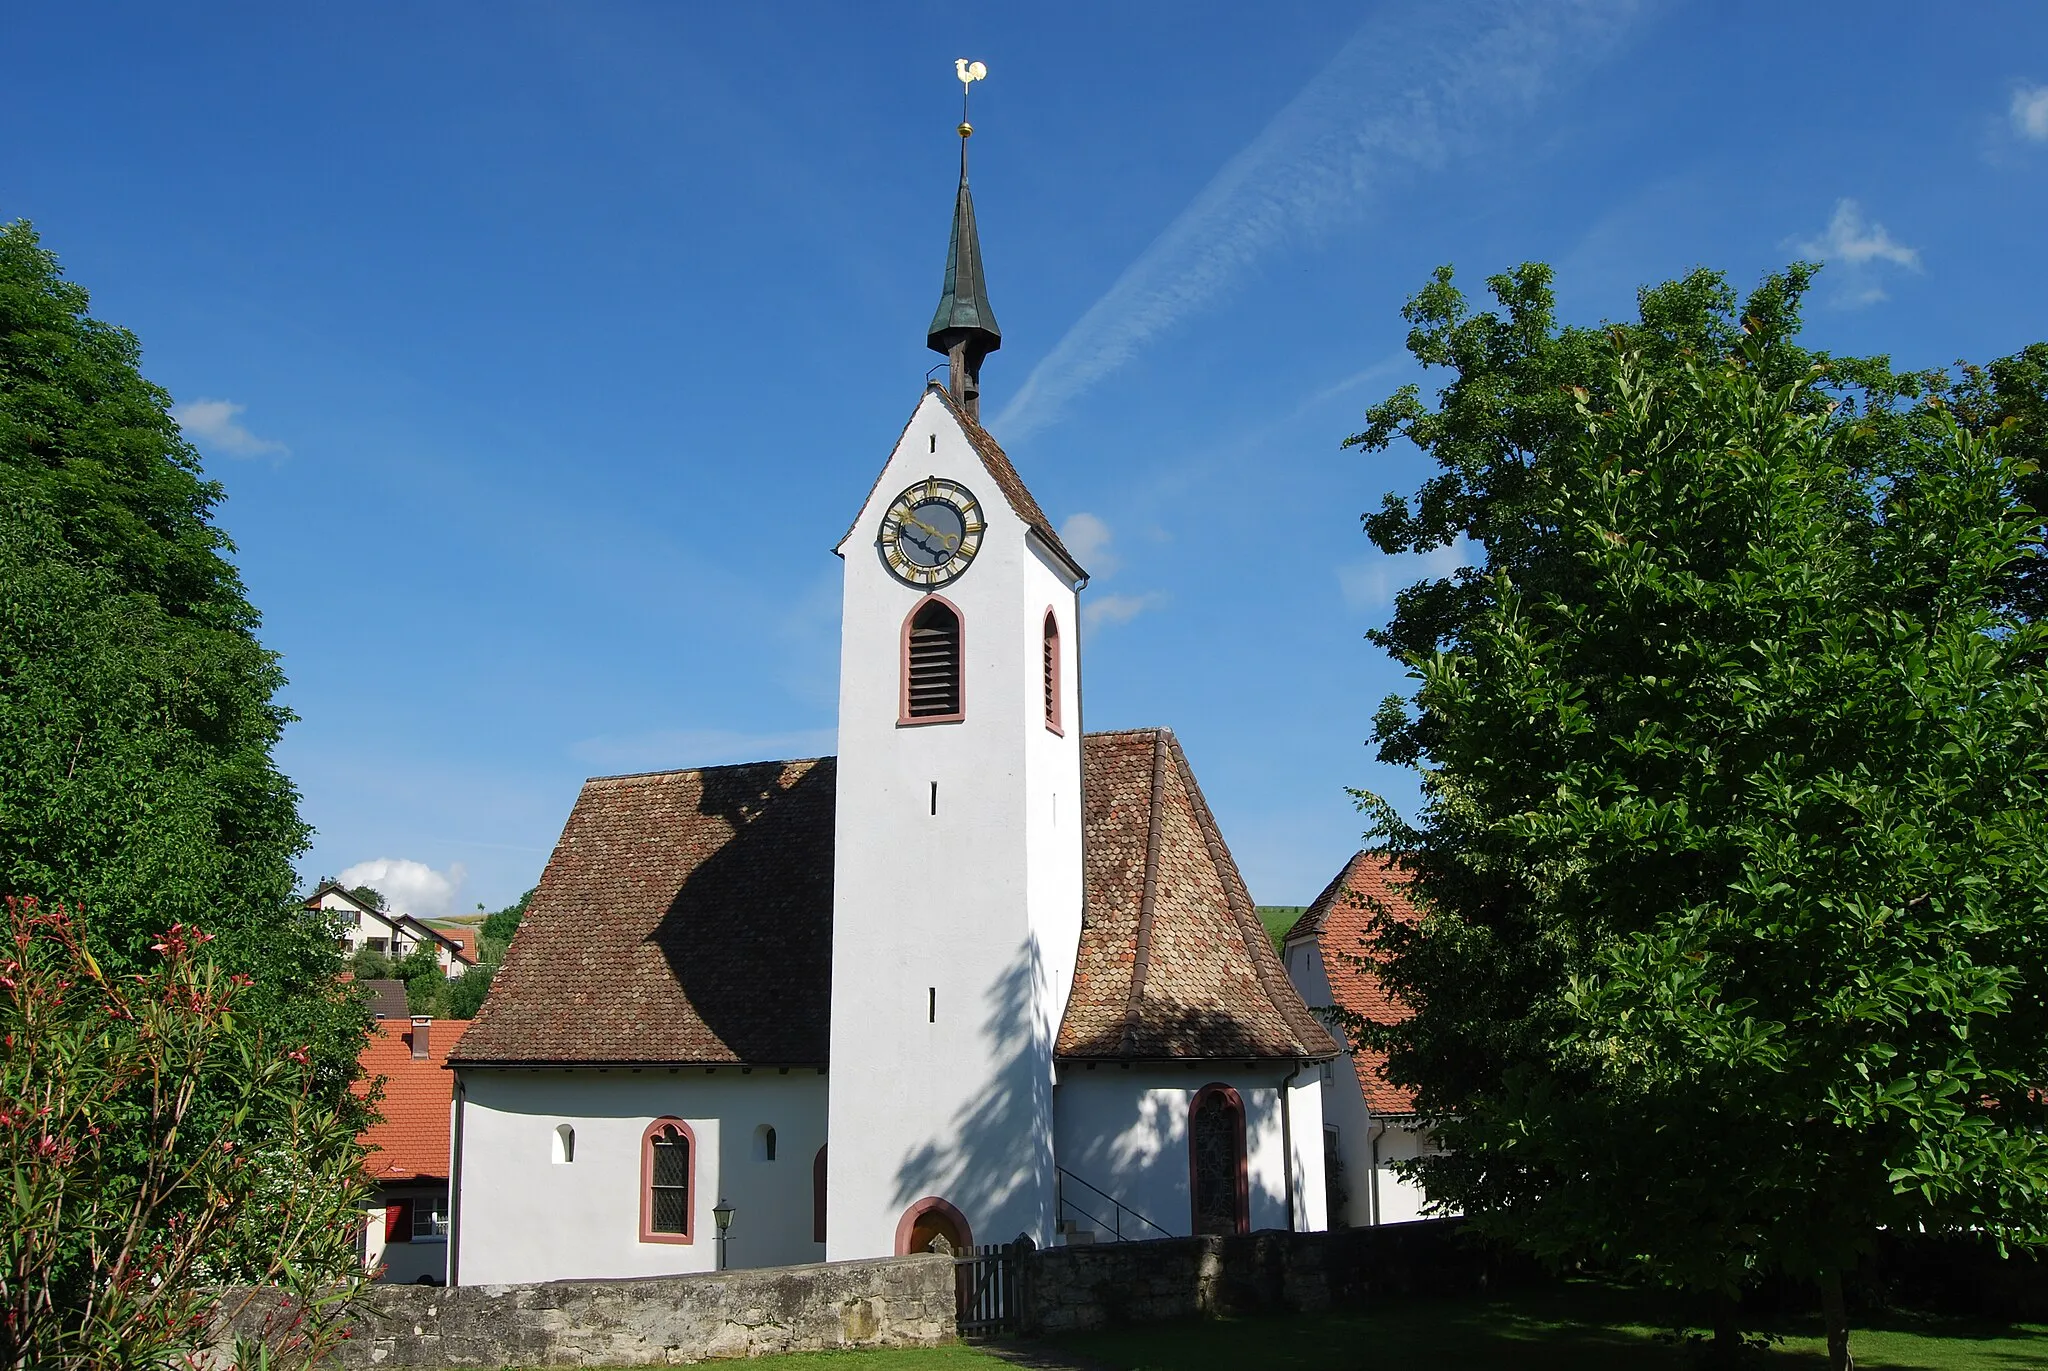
(958, 121, 973, 138)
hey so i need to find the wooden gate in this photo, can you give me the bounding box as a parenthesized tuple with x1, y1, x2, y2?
(954, 1240, 1023, 1336)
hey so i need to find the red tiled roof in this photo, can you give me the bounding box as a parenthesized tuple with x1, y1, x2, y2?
(440, 926, 480, 966)
(455, 758, 837, 1066)
(1288, 852, 1419, 1115)
(355, 1019, 470, 1181)
(1056, 729, 1337, 1062)
(453, 733, 1333, 1068)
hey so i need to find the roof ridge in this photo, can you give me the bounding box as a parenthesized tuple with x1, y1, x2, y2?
(584, 756, 832, 787)
(1161, 731, 1338, 1060)
(1117, 729, 1169, 1056)
(1286, 849, 1369, 945)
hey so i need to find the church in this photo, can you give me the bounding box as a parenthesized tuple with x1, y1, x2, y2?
(446, 92, 1338, 1285)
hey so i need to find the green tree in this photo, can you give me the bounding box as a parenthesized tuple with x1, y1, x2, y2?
(348, 884, 386, 913)
(1354, 309, 2048, 1370)
(480, 885, 534, 948)
(0, 222, 352, 1042)
(0, 221, 368, 1319)
(445, 965, 494, 1020)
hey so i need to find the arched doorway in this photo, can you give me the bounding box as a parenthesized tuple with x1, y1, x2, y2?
(1189, 1084, 1249, 1236)
(895, 1196, 972, 1255)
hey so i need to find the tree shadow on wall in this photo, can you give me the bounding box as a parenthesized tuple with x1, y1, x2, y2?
(892, 941, 1054, 1244)
(649, 758, 836, 1065)
(891, 955, 1297, 1246)
(1053, 1004, 1302, 1240)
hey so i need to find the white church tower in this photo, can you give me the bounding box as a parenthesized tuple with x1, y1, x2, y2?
(825, 76, 1088, 1261)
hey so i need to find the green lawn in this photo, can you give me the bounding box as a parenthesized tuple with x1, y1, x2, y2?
(1256, 906, 1307, 952)
(664, 1284, 2048, 1370)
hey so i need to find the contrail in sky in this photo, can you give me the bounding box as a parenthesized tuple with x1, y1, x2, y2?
(993, 0, 1643, 441)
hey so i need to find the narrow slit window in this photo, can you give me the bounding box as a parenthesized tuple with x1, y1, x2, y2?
(553, 1123, 575, 1164)
(902, 598, 963, 721)
(1042, 610, 1062, 733)
(928, 987, 936, 1023)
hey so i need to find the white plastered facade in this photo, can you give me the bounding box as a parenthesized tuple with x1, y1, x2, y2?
(1281, 934, 1440, 1226)
(454, 1068, 828, 1285)
(1052, 1068, 1326, 1240)
(824, 389, 1085, 1260)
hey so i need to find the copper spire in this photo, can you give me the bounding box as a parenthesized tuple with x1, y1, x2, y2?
(927, 60, 1000, 422)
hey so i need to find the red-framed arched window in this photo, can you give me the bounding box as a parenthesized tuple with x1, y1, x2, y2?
(639, 1118, 695, 1244)
(1188, 1084, 1249, 1236)
(900, 595, 965, 724)
(1042, 609, 1063, 735)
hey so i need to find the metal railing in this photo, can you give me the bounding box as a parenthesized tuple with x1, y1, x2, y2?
(1055, 1166, 1173, 1243)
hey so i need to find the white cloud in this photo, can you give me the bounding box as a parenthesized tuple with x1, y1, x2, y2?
(173, 398, 290, 458)
(336, 857, 468, 919)
(569, 726, 837, 772)
(992, 0, 1639, 440)
(2012, 84, 2048, 142)
(1059, 512, 1119, 576)
(1083, 591, 1167, 631)
(1339, 539, 1474, 611)
(1794, 199, 1922, 307)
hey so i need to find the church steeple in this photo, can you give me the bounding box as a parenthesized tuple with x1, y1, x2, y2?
(927, 60, 1000, 423)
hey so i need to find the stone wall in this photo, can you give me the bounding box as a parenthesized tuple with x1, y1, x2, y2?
(1018, 1219, 1532, 1333)
(212, 1253, 955, 1368)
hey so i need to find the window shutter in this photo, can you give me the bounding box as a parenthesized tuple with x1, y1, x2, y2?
(385, 1200, 412, 1244)
(905, 601, 961, 718)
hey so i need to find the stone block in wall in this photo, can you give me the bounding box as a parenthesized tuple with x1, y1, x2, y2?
(208, 1253, 956, 1368)
(1016, 1220, 1531, 1334)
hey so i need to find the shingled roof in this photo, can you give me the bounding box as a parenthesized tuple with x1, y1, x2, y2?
(1057, 729, 1337, 1062)
(454, 758, 837, 1066)
(1286, 851, 1420, 1115)
(454, 733, 1333, 1068)
(356, 1018, 470, 1181)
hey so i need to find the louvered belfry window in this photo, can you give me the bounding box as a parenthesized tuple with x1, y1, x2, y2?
(905, 598, 962, 720)
(1043, 611, 1061, 733)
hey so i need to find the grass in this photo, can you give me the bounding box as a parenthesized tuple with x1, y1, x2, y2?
(1256, 906, 1307, 952)
(613, 1284, 2048, 1370)
(1045, 1283, 2048, 1369)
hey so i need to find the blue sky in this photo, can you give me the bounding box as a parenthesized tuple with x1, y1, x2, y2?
(8, 2, 2046, 915)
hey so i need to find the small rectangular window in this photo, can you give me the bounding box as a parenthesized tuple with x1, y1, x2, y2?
(928, 987, 936, 1023)
(412, 1197, 449, 1240)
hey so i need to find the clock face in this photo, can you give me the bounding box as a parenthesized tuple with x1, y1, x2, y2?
(879, 477, 985, 587)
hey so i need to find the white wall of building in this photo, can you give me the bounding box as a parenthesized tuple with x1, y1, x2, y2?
(454, 1068, 827, 1285)
(317, 891, 466, 977)
(1282, 935, 1439, 1227)
(825, 390, 1083, 1260)
(1052, 1067, 1326, 1239)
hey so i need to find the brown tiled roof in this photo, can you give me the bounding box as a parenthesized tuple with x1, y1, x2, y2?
(1287, 852, 1419, 1114)
(455, 735, 1331, 1068)
(357, 978, 411, 1021)
(355, 1019, 469, 1181)
(837, 385, 1086, 580)
(1057, 729, 1338, 1062)
(453, 758, 836, 1066)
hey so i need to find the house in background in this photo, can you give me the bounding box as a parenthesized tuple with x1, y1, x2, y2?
(308, 882, 476, 980)
(1282, 852, 1443, 1226)
(356, 1015, 469, 1285)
